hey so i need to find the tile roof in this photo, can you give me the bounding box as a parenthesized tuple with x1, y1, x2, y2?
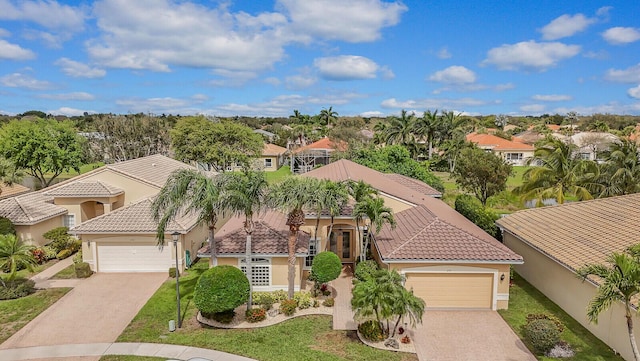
(292, 137, 347, 153)
(0, 183, 31, 200)
(0, 192, 67, 225)
(303, 159, 522, 263)
(43, 181, 124, 198)
(201, 209, 310, 256)
(70, 197, 198, 234)
(105, 154, 194, 188)
(497, 193, 640, 276)
(383, 173, 442, 197)
(262, 143, 287, 156)
(466, 133, 535, 151)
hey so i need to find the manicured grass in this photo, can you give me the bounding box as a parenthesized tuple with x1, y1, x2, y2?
(51, 264, 77, 279)
(0, 288, 70, 343)
(265, 165, 291, 184)
(100, 356, 166, 361)
(1, 259, 59, 281)
(499, 273, 623, 361)
(118, 260, 416, 361)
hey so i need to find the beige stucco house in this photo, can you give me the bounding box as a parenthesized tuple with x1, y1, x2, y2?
(256, 143, 287, 172)
(467, 132, 535, 166)
(497, 194, 640, 361)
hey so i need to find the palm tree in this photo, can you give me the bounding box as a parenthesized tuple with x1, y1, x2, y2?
(353, 197, 396, 261)
(0, 234, 37, 286)
(347, 180, 378, 260)
(385, 110, 416, 151)
(414, 109, 439, 159)
(319, 106, 338, 127)
(0, 158, 24, 194)
(311, 180, 349, 244)
(577, 248, 640, 361)
(151, 169, 223, 267)
(597, 139, 640, 197)
(373, 121, 389, 145)
(514, 137, 599, 205)
(218, 170, 268, 309)
(267, 176, 318, 299)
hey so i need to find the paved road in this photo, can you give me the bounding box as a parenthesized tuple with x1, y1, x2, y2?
(412, 311, 537, 361)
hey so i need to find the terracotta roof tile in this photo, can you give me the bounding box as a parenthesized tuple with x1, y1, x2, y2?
(292, 137, 347, 153)
(44, 181, 124, 197)
(497, 193, 640, 275)
(466, 133, 535, 151)
(262, 143, 287, 156)
(0, 192, 66, 225)
(383, 173, 441, 197)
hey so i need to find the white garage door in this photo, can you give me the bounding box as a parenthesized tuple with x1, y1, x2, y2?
(97, 244, 171, 272)
(405, 273, 493, 309)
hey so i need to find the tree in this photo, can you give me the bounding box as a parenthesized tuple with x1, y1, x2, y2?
(385, 110, 416, 151)
(310, 251, 342, 288)
(0, 158, 24, 193)
(438, 130, 470, 172)
(597, 139, 640, 197)
(0, 235, 37, 286)
(267, 176, 318, 299)
(352, 196, 395, 261)
(514, 137, 598, 205)
(151, 169, 223, 267)
(171, 117, 263, 172)
(414, 109, 439, 159)
(577, 247, 640, 361)
(347, 180, 378, 257)
(452, 147, 513, 206)
(310, 179, 349, 246)
(319, 106, 338, 127)
(0, 119, 84, 188)
(217, 170, 268, 309)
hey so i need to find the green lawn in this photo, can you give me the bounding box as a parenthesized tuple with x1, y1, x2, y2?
(118, 259, 416, 361)
(1, 259, 60, 281)
(51, 264, 77, 279)
(265, 165, 291, 184)
(499, 274, 623, 361)
(0, 288, 70, 343)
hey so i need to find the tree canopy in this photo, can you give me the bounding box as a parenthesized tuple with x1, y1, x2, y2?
(452, 146, 513, 205)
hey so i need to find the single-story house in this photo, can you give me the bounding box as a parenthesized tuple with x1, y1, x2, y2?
(0, 154, 209, 273)
(256, 143, 287, 172)
(467, 132, 535, 166)
(497, 194, 640, 361)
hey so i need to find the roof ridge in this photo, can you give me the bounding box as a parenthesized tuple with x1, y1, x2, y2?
(13, 196, 33, 222)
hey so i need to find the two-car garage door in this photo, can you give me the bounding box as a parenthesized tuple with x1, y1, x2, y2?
(404, 272, 494, 309)
(97, 244, 171, 272)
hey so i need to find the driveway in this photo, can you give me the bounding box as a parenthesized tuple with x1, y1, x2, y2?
(0, 273, 167, 349)
(412, 311, 536, 361)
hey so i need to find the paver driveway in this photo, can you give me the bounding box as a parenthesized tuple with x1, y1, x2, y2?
(412, 311, 536, 361)
(0, 273, 167, 349)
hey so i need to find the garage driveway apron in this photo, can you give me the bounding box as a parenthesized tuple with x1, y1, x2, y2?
(411, 310, 537, 361)
(0, 273, 167, 349)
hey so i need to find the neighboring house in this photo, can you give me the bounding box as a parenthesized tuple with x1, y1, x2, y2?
(254, 129, 277, 142)
(0, 183, 30, 200)
(291, 137, 344, 174)
(255, 143, 287, 172)
(570, 131, 618, 161)
(0, 154, 209, 273)
(497, 194, 640, 361)
(466, 132, 535, 166)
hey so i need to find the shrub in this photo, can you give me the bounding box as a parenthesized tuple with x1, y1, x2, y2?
(358, 320, 384, 342)
(245, 308, 267, 323)
(311, 251, 342, 285)
(169, 267, 177, 278)
(206, 310, 236, 324)
(546, 341, 575, 358)
(271, 289, 287, 303)
(526, 313, 565, 333)
(43, 227, 70, 242)
(322, 297, 335, 307)
(454, 194, 500, 238)
(193, 265, 249, 315)
(0, 217, 16, 235)
(280, 299, 297, 316)
(354, 260, 379, 282)
(31, 248, 47, 264)
(74, 262, 92, 278)
(0, 278, 36, 300)
(523, 318, 561, 354)
(68, 239, 82, 253)
(42, 246, 57, 260)
(254, 293, 274, 310)
(56, 249, 72, 260)
(313, 299, 320, 308)
(73, 250, 83, 264)
(294, 291, 313, 309)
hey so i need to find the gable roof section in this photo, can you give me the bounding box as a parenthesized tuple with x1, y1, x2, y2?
(0, 192, 66, 225)
(262, 143, 287, 156)
(466, 133, 535, 151)
(303, 159, 522, 263)
(497, 193, 640, 274)
(44, 181, 124, 198)
(70, 197, 197, 234)
(383, 173, 441, 197)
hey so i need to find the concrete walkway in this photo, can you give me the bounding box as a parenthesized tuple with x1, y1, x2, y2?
(331, 265, 357, 330)
(0, 342, 257, 361)
(30, 258, 80, 289)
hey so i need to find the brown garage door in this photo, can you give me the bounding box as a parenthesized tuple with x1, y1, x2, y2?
(405, 273, 493, 309)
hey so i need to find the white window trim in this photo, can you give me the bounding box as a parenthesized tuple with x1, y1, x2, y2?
(304, 238, 320, 270)
(264, 158, 273, 168)
(64, 214, 76, 228)
(239, 257, 272, 289)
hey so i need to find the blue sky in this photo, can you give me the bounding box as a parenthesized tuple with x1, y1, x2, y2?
(1, 0, 639, 118)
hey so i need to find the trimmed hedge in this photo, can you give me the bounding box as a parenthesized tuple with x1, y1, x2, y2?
(454, 194, 499, 238)
(524, 318, 561, 354)
(194, 265, 249, 314)
(74, 262, 93, 278)
(311, 251, 342, 285)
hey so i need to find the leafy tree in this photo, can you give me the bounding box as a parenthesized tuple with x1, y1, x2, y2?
(452, 147, 512, 206)
(597, 139, 640, 197)
(217, 170, 268, 309)
(0, 235, 37, 286)
(0, 158, 24, 193)
(319, 106, 338, 127)
(0, 217, 15, 235)
(267, 176, 318, 299)
(0, 119, 84, 188)
(352, 196, 396, 261)
(454, 195, 499, 238)
(152, 169, 223, 267)
(171, 117, 263, 172)
(577, 247, 640, 361)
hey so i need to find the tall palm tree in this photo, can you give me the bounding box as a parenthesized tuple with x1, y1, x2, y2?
(311, 179, 349, 244)
(597, 139, 640, 197)
(373, 121, 389, 145)
(577, 248, 640, 361)
(151, 169, 223, 267)
(414, 109, 439, 159)
(347, 180, 378, 260)
(0, 234, 37, 286)
(514, 137, 599, 205)
(267, 176, 318, 299)
(385, 110, 416, 151)
(218, 170, 268, 309)
(353, 197, 396, 261)
(319, 106, 338, 127)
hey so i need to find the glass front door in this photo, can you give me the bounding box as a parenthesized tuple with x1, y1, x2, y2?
(329, 229, 353, 262)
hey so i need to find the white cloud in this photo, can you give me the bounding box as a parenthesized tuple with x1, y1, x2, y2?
(360, 111, 385, 117)
(602, 27, 640, 45)
(0, 72, 52, 90)
(39, 92, 95, 101)
(532, 94, 572, 102)
(314, 55, 379, 80)
(539, 13, 595, 40)
(583, 50, 608, 60)
(605, 63, 640, 83)
(277, 0, 407, 43)
(520, 104, 546, 113)
(379, 65, 395, 80)
(380, 97, 492, 110)
(55, 58, 106, 78)
(191, 94, 208, 102)
(628, 85, 640, 100)
(483, 41, 580, 71)
(263, 77, 281, 86)
(0, 39, 35, 60)
(495, 83, 515, 91)
(0, 0, 86, 30)
(553, 102, 640, 115)
(436, 47, 452, 59)
(47, 107, 91, 116)
(116, 97, 193, 112)
(429, 66, 476, 84)
(285, 74, 317, 89)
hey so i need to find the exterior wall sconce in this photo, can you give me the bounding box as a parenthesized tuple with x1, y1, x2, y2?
(500, 273, 506, 281)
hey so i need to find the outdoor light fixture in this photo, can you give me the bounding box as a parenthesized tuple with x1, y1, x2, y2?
(500, 274, 506, 281)
(172, 231, 182, 328)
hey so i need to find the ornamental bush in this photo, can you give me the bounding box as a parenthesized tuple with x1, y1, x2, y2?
(194, 265, 249, 314)
(311, 251, 342, 285)
(0, 217, 16, 235)
(523, 318, 561, 354)
(354, 260, 379, 282)
(294, 291, 313, 309)
(245, 308, 267, 323)
(0, 278, 35, 300)
(280, 299, 297, 316)
(454, 194, 499, 238)
(56, 249, 72, 260)
(358, 320, 385, 342)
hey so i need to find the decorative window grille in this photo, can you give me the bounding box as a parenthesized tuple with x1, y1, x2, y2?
(240, 258, 270, 286)
(64, 214, 76, 228)
(264, 158, 273, 168)
(506, 153, 523, 161)
(305, 240, 318, 268)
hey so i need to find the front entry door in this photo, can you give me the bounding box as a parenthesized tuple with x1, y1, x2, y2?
(329, 230, 353, 262)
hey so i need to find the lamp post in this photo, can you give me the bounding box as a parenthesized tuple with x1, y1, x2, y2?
(172, 231, 182, 328)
